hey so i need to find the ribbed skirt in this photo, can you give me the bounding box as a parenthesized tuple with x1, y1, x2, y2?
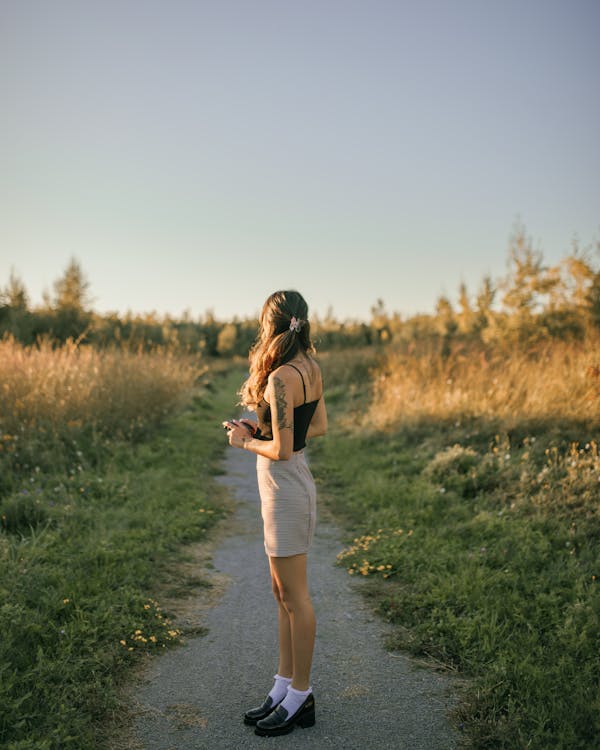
(256, 451, 317, 557)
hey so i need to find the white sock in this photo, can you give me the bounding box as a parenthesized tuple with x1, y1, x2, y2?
(279, 685, 312, 718)
(267, 673, 292, 705)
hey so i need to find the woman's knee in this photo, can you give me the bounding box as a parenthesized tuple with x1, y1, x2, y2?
(280, 587, 311, 614)
(271, 579, 283, 604)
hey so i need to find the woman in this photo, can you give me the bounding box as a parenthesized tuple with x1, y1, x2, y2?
(223, 290, 327, 737)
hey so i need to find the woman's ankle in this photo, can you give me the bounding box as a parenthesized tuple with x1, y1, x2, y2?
(291, 681, 310, 691)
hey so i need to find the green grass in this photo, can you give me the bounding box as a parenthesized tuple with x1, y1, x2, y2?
(0, 366, 244, 750)
(311, 352, 600, 750)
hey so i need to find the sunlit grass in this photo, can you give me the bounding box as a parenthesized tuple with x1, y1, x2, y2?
(312, 342, 600, 749)
(0, 338, 243, 749)
(368, 335, 600, 429)
(0, 335, 203, 442)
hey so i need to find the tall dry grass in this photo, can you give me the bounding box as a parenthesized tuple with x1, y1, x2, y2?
(0, 336, 204, 442)
(369, 335, 600, 429)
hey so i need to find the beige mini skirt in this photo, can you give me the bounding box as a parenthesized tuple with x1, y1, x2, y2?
(256, 451, 317, 557)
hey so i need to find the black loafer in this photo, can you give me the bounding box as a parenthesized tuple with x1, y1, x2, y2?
(254, 693, 315, 736)
(243, 695, 280, 726)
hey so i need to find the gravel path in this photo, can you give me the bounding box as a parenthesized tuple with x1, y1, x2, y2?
(132, 446, 460, 750)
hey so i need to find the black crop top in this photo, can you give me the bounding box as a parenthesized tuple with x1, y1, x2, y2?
(259, 362, 320, 452)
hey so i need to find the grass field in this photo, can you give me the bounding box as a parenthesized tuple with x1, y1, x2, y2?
(312, 345, 599, 749)
(0, 339, 243, 749)
(2, 335, 598, 749)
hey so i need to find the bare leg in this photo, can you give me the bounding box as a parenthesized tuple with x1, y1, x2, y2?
(269, 553, 316, 691)
(269, 557, 293, 678)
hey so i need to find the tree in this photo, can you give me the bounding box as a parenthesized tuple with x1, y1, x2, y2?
(588, 270, 600, 329)
(435, 294, 455, 329)
(475, 275, 495, 316)
(538, 241, 597, 338)
(435, 294, 457, 356)
(53, 258, 92, 311)
(546, 240, 596, 313)
(50, 258, 92, 342)
(457, 281, 474, 334)
(472, 275, 497, 337)
(1, 270, 29, 309)
(216, 322, 238, 356)
(0, 270, 33, 343)
(501, 219, 557, 318)
(370, 298, 391, 342)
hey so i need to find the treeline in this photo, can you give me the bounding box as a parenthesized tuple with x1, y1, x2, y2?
(0, 257, 374, 355)
(372, 220, 600, 355)
(0, 259, 375, 355)
(2, 220, 599, 355)
(0, 260, 259, 356)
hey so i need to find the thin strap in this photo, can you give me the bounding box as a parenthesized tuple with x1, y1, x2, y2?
(284, 362, 307, 403)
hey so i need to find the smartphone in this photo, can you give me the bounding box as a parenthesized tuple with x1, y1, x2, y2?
(222, 419, 255, 434)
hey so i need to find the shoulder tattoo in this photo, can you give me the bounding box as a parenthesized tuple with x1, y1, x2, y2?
(273, 376, 293, 431)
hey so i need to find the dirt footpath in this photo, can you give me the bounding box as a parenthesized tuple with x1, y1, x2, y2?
(131, 446, 460, 749)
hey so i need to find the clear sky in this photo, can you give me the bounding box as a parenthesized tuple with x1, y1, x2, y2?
(1, 0, 599, 322)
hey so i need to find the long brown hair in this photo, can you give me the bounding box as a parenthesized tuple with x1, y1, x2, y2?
(239, 290, 315, 408)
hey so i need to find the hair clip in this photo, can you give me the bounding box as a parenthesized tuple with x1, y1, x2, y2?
(289, 316, 303, 332)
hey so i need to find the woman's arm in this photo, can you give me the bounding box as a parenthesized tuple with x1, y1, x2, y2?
(226, 368, 295, 460)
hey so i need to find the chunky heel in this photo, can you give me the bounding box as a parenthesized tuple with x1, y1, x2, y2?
(298, 708, 316, 728)
(254, 693, 316, 736)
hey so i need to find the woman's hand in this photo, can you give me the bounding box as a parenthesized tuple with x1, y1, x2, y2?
(223, 419, 251, 449)
(238, 418, 258, 436)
